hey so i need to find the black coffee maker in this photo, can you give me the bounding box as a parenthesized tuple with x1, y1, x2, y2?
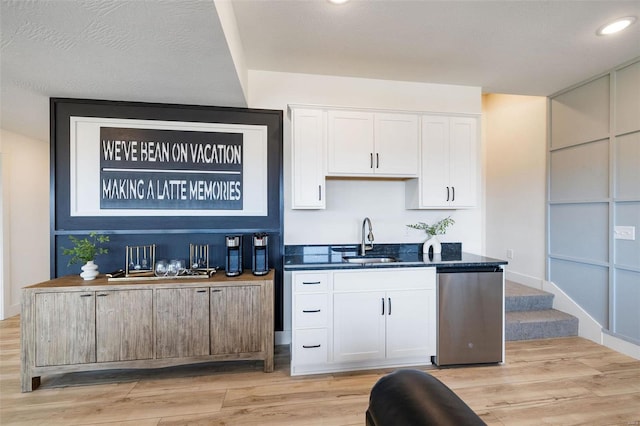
(225, 235, 243, 277)
(252, 233, 269, 276)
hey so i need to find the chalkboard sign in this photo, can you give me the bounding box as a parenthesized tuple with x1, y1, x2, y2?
(70, 116, 268, 217)
(99, 127, 244, 210)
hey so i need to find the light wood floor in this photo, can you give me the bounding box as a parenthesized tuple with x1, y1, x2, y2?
(1, 315, 639, 425)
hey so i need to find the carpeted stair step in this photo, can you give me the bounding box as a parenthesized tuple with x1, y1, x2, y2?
(505, 309, 579, 341)
(505, 281, 553, 312)
(504, 280, 579, 341)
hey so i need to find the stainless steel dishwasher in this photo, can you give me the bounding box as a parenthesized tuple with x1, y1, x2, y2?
(435, 266, 504, 366)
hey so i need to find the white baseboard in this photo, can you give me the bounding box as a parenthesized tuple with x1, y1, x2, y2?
(275, 330, 291, 346)
(505, 271, 640, 360)
(541, 280, 602, 344)
(505, 270, 544, 290)
(603, 333, 640, 360)
(2, 303, 19, 320)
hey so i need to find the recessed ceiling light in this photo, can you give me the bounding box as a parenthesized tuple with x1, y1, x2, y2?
(596, 16, 637, 36)
(327, 0, 349, 4)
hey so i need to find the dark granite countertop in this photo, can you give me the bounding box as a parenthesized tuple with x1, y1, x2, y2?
(284, 243, 507, 271)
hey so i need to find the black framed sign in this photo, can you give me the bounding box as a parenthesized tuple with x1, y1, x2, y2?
(70, 117, 268, 216)
(52, 98, 282, 231)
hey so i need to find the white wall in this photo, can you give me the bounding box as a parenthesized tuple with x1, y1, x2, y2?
(213, 0, 249, 104)
(248, 70, 483, 251)
(0, 129, 50, 318)
(482, 94, 547, 285)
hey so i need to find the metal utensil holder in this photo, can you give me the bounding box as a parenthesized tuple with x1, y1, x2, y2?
(189, 244, 210, 271)
(125, 244, 156, 276)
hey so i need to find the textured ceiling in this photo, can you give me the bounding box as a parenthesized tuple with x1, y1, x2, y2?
(0, 0, 244, 142)
(233, 0, 640, 95)
(1, 0, 639, 143)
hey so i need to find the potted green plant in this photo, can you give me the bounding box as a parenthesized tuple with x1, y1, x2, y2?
(62, 232, 109, 280)
(407, 216, 455, 255)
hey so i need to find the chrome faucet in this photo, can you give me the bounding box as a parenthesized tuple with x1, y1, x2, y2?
(360, 217, 374, 256)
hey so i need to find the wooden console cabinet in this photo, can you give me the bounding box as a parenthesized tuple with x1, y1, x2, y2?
(21, 271, 274, 392)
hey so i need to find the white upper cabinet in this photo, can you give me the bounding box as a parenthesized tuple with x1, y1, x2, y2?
(418, 116, 450, 207)
(290, 107, 326, 209)
(289, 104, 477, 210)
(374, 113, 420, 176)
(406, 115, 478, 209)
(327, 110, 419, 177)
(449, 117, 478, 207)
(327, 110, 374, 175)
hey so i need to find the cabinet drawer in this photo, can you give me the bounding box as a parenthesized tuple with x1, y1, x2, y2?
(294, 294, 328, 328)
(333, 268, 436, 291)
(293, 329, 328, 365)
(293, 272, 329, 292)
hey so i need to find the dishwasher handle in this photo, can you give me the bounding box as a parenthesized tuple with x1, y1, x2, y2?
(437, 266, 502, 274)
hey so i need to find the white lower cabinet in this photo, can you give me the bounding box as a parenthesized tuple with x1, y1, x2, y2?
(333, 289, 435, 363)
(291, 267, 436, 375)
(293, 329, 328, 366)
(333, 291, 386, 363)
(384, 289, 435, 359)
(291, 271, 331, 374)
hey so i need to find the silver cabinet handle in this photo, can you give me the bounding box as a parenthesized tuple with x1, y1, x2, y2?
(318, 185, 322, 201)
(446, 186, 450, 201)
(370, 153, 373, 169)
(302, 344, 321, 349)
(211, 289, 222, 293)
(388, 297, 391, 315)
(97, 294, 108, 297)
(376, 153, 379, 168)
(302, 309, 321, 313)
(381, 297, 385, 315)
(80, 294, 92, 298)
(302, 281, 321, 285)
(452, 186, 455, 202)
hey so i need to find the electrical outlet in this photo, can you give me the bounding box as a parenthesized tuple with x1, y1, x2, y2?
(506, 249, 514, 259)
(614, 226, 636, 240)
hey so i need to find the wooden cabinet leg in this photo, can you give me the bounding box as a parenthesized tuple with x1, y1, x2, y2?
(264, 356, 274, 373)
(21, 375, 40, 393)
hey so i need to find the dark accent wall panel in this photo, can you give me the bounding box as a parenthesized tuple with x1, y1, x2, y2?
(50, 98, 284, 330)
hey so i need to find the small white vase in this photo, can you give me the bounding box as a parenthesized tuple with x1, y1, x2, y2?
(423, 235, 442, 256)
(80, 260, 99, 280)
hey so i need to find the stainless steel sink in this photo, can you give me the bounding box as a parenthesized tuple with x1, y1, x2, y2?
(342, 256, 398, 264)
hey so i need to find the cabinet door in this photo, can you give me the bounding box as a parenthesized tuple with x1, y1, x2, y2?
(96, 289, 153, 362)
(449, 117, 478, 207)
(210, 286, 261, 355)
(374, 113, 419, 176)
(333, 291, 386, 363)
(420, 115, 451, 207)
(327, 110, 374, 175)
(291, 108, 326, 209)
(156, 288, 210, 358)
(35, 292, 96, 366)
(385, 289, 436, 359)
